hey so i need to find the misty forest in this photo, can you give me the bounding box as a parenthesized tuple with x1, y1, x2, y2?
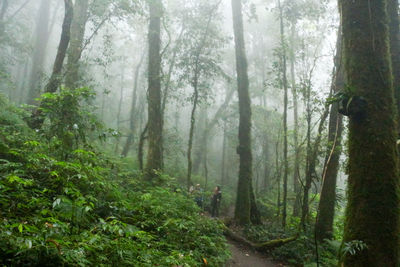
(1, 0, 400, 266)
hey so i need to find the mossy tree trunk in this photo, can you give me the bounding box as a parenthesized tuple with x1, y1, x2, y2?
(289, 22, 301, 217)
(315, 27, 344, 242)
(145, 0, 163, 180)
(340, 0, 400, 265)
(278, 0, 289, 228)
(65, 0, 89, 90)
(232, 0, 251, 225)
(388, 0, 400, 123)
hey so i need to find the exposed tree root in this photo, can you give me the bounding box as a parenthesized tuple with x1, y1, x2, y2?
(223, 223, 298, 251)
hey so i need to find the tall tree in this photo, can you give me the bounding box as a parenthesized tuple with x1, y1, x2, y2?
(315, 27, 344, 241)
(29, 0, 74, 129)
(388, 0, 400, 121)
(145, 0, 163, 179)
(65, 0, 89, 89)
(340, 0, 400, 265)
(278, 0, 289, 228)
(289, 22, 301, 217)
(44, 0, 73, 94)
(26, 0, 51, 104)
(232, 0, 254, 225)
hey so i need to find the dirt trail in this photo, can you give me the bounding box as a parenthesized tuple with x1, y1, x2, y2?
(226, 238, 281, 267)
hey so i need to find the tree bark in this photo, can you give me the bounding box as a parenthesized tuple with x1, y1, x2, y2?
(388, 0, 400, 127)
(278, 0, 289, 228)
(26, 0, 51, 104)
(44, 0, 73, 94)
(65, 0, 89, 90)
(340, 0, 400, 265)
(289, 22, 301, 217)
(232, 0, 253, 225)
(315, 27, 344, 242)
(145, 0, 163, 179)
(221, 119, 227, 186)
(139, 122, 148, 171)
(186, 78, 199, 189)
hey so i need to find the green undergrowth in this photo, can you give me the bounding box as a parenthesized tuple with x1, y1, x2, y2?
(243, 219, 339, 266)
(0, 93, 230, 266)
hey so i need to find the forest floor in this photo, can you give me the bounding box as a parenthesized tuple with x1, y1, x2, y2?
(226, 238, 281, 267)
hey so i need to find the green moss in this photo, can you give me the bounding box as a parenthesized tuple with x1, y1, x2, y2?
(340, 0, 400, 266)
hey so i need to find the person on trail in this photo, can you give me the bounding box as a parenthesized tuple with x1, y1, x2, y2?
(193, 184, 204, 208)
(211, 186, 222, 217)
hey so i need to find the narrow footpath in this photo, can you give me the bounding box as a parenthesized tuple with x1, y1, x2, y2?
(226, 238, 281, 267)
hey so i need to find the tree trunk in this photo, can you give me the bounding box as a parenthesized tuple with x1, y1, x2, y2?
(262, 137, 269, 191)
(315, 27, 344, 242)
(203, 109, 209, 189)
(340, 0, 400, 265)
(65, 0, 89, 90)
(121, 51, 145, 157)
(139, 122, 148, 171)
(250, 180, 261, 224)
(114, 62, 125, 153)
(300, 90, 330, 230)
(26, 0, 51, 104)
(186, 80, 199, 189)
(221, 119, 227, 186)
(388, 0, 400, 126)
(145, 0, 163, 179)
(232, 0, 253, 225)
(44, 0, 73, 94)
(29, 0, 73, 129)
(275, 138, 281, 218)
(278, 0, 289, 228)
(289, 22, 301, 217)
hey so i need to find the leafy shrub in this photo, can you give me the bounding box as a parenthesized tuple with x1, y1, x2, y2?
(0, 94, 230, 266)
